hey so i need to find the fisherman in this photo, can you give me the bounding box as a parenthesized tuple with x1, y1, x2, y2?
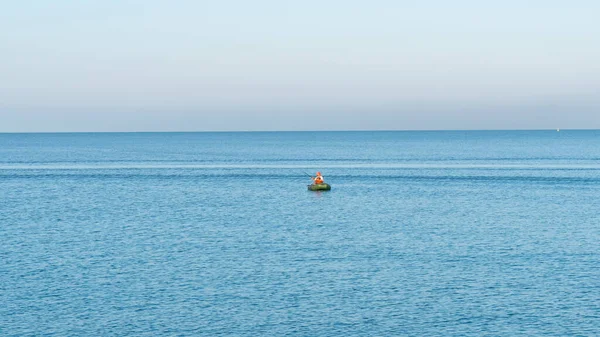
(311, 171, 324, 185)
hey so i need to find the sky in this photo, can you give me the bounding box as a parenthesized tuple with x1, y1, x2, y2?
(1, 0, 599, 132)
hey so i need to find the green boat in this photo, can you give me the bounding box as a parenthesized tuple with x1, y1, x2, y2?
(308, 183, 331, 191)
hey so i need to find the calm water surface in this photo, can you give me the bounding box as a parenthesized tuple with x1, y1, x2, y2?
(1, 131, 599, 336)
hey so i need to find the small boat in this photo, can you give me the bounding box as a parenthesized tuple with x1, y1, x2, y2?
(308, 183, 331, 191)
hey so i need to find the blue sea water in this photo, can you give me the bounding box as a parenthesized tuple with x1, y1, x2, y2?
(1, 130, 599, 336)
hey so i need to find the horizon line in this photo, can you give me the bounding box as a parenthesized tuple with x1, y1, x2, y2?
(0, 128, 589, 134)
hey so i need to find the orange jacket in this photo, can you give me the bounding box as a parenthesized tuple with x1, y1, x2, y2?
(312, 175, 324, 184)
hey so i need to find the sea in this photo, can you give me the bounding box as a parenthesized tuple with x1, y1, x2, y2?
(1, 130, 599, 336)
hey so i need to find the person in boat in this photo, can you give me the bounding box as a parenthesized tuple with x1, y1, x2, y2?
(311, 171, 324, 185)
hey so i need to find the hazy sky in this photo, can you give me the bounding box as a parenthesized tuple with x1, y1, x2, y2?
(1, 0, 599, 132)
